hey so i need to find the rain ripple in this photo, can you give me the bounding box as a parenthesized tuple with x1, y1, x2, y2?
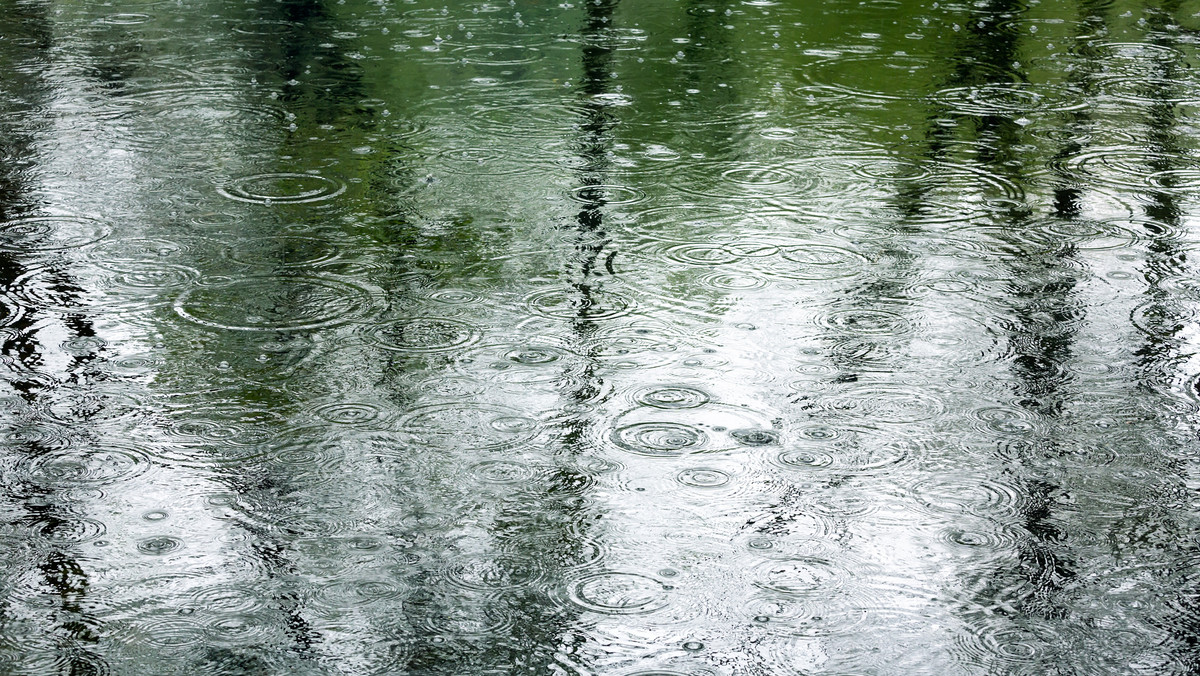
(604, 395, 778, 457)
(365, 317, 482, 354)
(217, 172, 346, 205)
(400, 402, 540, 452)
(564, 571, 672, 616)
(174, 275, 378, 332)
(0, 215, 110, 252)
(17, 443, 154, 489)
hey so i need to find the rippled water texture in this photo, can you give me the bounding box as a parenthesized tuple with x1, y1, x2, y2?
(3, 0, 1200, 673)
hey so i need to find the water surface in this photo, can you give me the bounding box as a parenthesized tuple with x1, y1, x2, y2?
(3, 0, 1200, 673)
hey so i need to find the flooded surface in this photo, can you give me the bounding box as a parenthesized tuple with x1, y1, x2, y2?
(3, 0, 1200, 673)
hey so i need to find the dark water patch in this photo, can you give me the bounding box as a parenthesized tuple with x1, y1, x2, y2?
(0, 294, 24, 329)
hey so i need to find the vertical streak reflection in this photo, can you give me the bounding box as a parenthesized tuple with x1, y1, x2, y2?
(0, 5, 109, 675)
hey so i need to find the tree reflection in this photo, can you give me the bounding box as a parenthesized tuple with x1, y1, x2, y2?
(1125, 1, 1200, 670)
(0, 4, 109, 675)
(893, 0, 1092, 665)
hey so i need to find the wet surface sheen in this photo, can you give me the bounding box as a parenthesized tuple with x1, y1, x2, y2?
(2, 0, 1200, 673)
